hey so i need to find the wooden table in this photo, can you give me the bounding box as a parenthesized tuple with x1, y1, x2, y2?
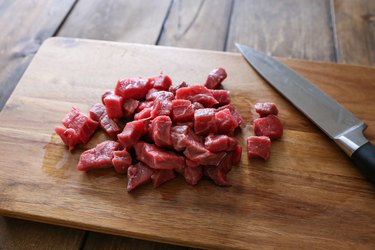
(0, 1, 374, 249)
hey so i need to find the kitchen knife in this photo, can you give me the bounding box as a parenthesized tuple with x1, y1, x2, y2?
(236, 43, 375, 184)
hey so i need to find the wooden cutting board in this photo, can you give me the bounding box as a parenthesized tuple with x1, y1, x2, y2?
(1, 37, 375, 249)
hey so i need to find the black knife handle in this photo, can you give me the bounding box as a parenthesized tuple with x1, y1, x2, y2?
(351, 142, 375, 184)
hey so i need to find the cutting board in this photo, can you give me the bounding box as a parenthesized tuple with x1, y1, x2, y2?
(1, 37, 375, 249)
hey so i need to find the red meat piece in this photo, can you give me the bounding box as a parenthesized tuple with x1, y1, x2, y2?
(89, 103, 121, 137)
(150, 73, 172, 90)
(134, 107, 152, 120)
(183, 140, 226, 166)
(210, 89, 231, 106)
(231, 144, 242, 165)
(117, 119, 149, 149)
(203, 153, 232, 186)
(56, 107, 98, 150)
(151, 169, 176, 188)
(134, 142, 185, 170)
(77, 140, 120, 171)
(254, 102, 279, 117)
(171, 99, 194, 122)
(103, 93, 124, 119)
(253, 114, 283, 140)
(215, 108, 238, 135)
(194, 108, 216, 135)
(146, 90, 174, 101)
(112, 149, 132, 174)
(101, 90, 113, 104)
(171, 125, 203, 151)
(191, 102, 204, 110)
(184, 165, 203, 186)
(204, 67, 227, 89)
(127, 162, 154, 192)
(216, 104, 244, 126)
(247, 136, 271, 160)
(122, 98, 139, 117)
(115, 77, 152, 99)
(175, 85, 218, 108)
(204, 134, 237, 152)
(136, 101, 153, 112)
(150, 92, 173, 118)
(151, 116, 172, 147)
(169, 81, 188, 95)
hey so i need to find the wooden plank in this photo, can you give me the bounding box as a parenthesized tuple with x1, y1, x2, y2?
(157, 0, 233, 50)
(226, 0, 336, 61)
(0, 217, 84, 250)
(333, 0, 375, 65)
(57, 0, 171, 44)
(0, 0, 77, 111)
(83, 232, 193, 250)
(0, 1, 87, 249)
(1, 38, 375, 249)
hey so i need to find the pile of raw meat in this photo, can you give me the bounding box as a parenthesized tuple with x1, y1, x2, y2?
(55, 68, 244, 191)
(247, 102, 283, 160)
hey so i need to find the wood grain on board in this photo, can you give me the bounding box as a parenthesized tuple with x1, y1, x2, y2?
(157, 0, 233, 51)
(57, 0, 171, 44)
(333, 0, 375, 65)
(0, 38, 374, 250)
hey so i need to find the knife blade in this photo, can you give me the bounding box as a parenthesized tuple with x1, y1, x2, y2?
(236, 43, 375, 184)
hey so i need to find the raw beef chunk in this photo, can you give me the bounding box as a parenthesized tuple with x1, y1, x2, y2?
(77, 140, 120, 171)
(103, 93, 124, 119)
(254, 102, 279, 117)
(117, 119, 149, 149)
(204, 134, 237, 152)
(175, 85, 218, 107)
(194, 108, 217, 135)
(122, 98, 139, 117)
(171, 99, 194, 122)
(191, 102, 204, 110)
(210, 89, 231, 105)
(112, 149, 132, 174)
(134, 142, 185, 169)
(171, 125, 203, 151)
(151, 169, 176, 188)
(150, 73, 172, 90)
(253, 114, 283, 140)
(231, 144, 242, 165)
(146, 90, 174, 101)
(89, 103, 121, 137)
(216, 104, 244, 126)
(134, 107, 152, 120)
(169, 81, 188, 95)
(204, 67, 227, 89)
(127, 162, 154, 192)
(115, 77, 152, 99)
(137, 101, 153, 111)
(150, 91, 173, 118)
(204, 154, 232, 186)
(151, 116, 172, 147)
(247, 136, 271, 160)
(55, 107, 98, 150)
(184, 165, 203, 186)
(215, 108, 238, 135)
(183, 140, 226, 166)
(101, 90, 113, 104)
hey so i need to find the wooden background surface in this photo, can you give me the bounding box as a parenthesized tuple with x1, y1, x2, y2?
(0, 0, 374, 249)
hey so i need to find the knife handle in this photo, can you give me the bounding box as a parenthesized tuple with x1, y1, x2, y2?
(351, 141, 375, 184)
